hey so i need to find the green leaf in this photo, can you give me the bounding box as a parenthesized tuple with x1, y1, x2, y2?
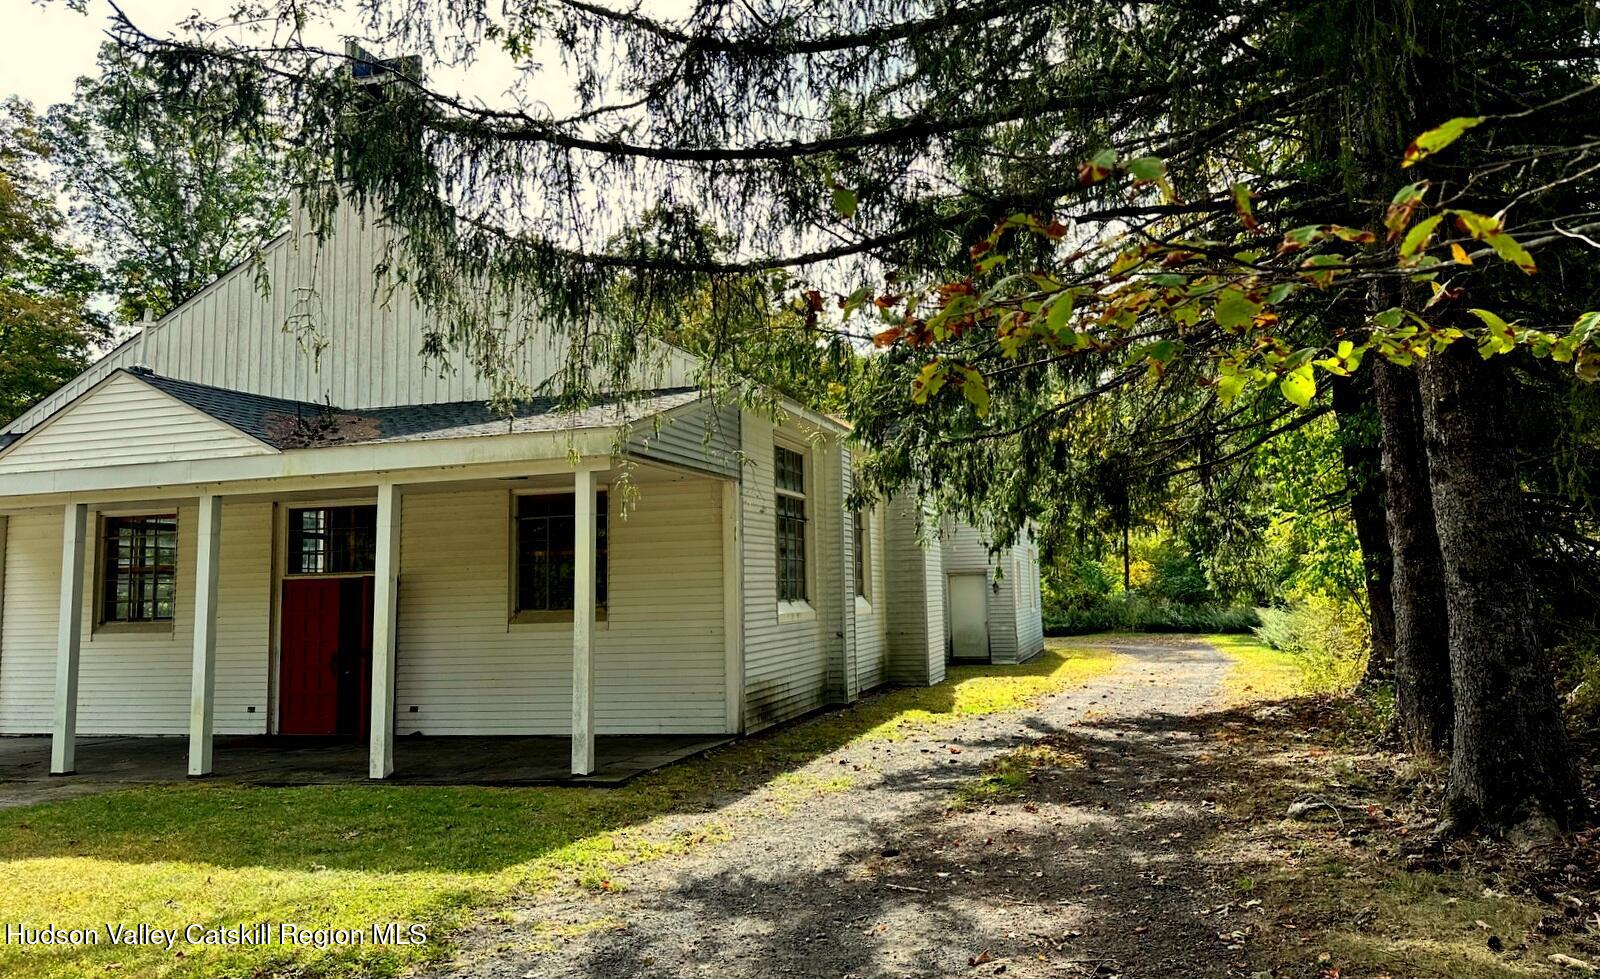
(831, 186, 858, 220)
(1399, 214, 1444, 258)
(1372, 307, 1405, 329)
(1127, 156, 1164, 181)
(1280, 365, 1316, 407)
(1078, 149, 1117, 186)
(1402, 116, 1484, 168)
(911, 361, 946, 403)
(1045, 292, 1075, 334)
(1217, 372, 1249, 405)
(1231, 183, 1259, 232)
(1214, 288, 1261, 329)
(1469, 307, 1517, 356)
(958, 366, 990, 417)
(1127, 156, 1176, 202)
(1144, 338, 1180, 364)
(1486, 231, 1537, 274)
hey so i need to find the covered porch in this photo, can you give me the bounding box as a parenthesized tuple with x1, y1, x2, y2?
(0, 371, 744, 783)
(0, 732, 732, 792)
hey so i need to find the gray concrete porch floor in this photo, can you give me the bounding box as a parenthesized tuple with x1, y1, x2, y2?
(0, 733, 731, 801)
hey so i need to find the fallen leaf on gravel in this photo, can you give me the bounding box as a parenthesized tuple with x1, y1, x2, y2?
(969, 949, 993, 966)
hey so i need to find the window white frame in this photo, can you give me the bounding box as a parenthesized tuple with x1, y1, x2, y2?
(92, 507, 180, 635)
(853, 507, 872, 606)
(774, 439, 814, 619)
(508, 487, 610, 626)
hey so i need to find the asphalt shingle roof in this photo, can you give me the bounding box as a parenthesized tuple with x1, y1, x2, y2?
(127, 369, 701, 450)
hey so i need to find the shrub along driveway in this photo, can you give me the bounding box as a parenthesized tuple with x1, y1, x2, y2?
(0, 643, 1117, 979)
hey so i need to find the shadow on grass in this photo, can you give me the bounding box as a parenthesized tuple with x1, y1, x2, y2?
(548, 693, 1597, 979)
(0, 647, 1115, 876)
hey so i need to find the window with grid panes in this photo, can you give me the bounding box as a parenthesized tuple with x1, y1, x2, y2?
(515, 492, 607, 613)
(287, 506, 377, 575)
(100, 515, 178, 623)
(774, 445, 808, 603)
(853, 510, 867, 599)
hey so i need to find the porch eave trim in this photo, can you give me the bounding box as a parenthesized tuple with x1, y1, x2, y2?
(0, 425, 622, 504)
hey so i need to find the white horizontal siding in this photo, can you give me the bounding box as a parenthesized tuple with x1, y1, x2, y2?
(394, 480, 727, 735)
(740, 412, 836, 731)
(883, 495, 945, 686)
(627, 400, 740, 477)
(1013, 536, 1045, 661)
(6, 201, 701, 437)
(0, 374, 271, 475)
(853, 502, 889, 692)
(941, 521, 1032, 664)
(0, 503, 272, 735)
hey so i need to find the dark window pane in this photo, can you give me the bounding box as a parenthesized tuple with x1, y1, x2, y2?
(516, 492, 607, 613)
(100, 515, 178, 623)
(775, 446, 805, 494)
(776, 493, 808, 603)
(854, 511, 866, 598)
(287, 506, 376, 574)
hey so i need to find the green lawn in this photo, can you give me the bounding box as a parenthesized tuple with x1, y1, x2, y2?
(0, 642, 1118, 979)
(1204, 631, 1311, 704)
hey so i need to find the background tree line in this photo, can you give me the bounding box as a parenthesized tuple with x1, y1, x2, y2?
(0, 42, 286, 425)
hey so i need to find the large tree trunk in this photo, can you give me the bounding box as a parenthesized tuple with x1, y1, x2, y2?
(1416, 345, 1585, 830)
(1330, 373, 1395, 683)
(1371, 359, 1453, 754)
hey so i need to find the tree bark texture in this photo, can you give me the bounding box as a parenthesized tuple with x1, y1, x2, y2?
(1330, 373, 1396, 684)
(1417, 345, 1585, 830)
(1371, 358, 1453, 754)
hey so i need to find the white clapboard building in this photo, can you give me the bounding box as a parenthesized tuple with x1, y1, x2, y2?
(0, 203, 1043, 780)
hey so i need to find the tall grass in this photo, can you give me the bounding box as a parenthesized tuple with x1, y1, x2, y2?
(1251, 595, 1370, 695)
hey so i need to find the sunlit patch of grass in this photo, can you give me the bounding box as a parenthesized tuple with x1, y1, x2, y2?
(1264, 862, 1566, 979)
(0, 644, 1120, 979)
(949, 742, 1086, 810)
(1204, 632, 1309, 704)
(855, 643, 1121, 742)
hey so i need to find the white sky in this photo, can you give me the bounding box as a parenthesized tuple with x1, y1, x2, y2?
(4, 0, 111, 107)
(2, 0, 694, 111)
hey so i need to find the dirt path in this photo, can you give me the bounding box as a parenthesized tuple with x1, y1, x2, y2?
(437, 637, 1238, 979)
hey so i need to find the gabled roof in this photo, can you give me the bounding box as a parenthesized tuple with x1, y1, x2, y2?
(133, 372, 331, 447)
(120, 369, 703, 450)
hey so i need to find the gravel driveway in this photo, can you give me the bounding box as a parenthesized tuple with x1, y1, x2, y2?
(434, 636, 1234, 979)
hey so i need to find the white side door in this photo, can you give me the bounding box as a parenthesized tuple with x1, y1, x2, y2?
(949, 573, 989, 661)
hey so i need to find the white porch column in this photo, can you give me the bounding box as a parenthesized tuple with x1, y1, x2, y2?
(721, 479, 744, 734)
(571, 466, 598, 776)
(369, 481, 403, 780)
(0, 515, 8, 673)
(51, 503, 88, 775)
(187, 494, 223, 777)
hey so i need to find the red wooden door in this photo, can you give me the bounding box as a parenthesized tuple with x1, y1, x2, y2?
(279, 578, 374, 735)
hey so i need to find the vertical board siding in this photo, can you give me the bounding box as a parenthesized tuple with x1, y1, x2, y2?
(0, 503, 272, 735)
(0, 375, 272, 475)
(5, 202, 702, 437)
(394, 480, 727, 735)
(739, 412, 835, 732)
